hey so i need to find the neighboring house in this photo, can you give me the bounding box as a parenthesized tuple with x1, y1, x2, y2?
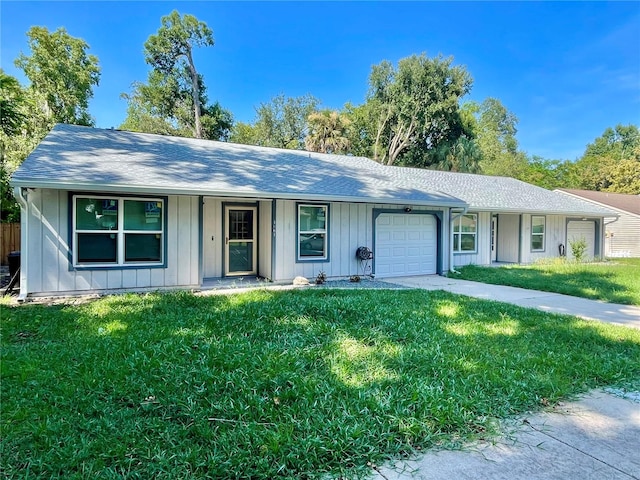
(10, 124, 615, 299)
(556, 189, 640, 258)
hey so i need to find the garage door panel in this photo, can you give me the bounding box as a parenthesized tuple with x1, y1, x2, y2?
(567, 221, 596, 260)
(375, 213, 437, 278)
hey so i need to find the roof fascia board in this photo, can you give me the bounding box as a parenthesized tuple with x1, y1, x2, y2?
(11, 179, 467, 208)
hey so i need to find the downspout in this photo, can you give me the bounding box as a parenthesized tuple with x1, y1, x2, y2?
(13, 186, 28, 302)
(449, 207, 468, 275)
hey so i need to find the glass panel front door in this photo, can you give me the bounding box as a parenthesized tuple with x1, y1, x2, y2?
(225, 207, 257, 275)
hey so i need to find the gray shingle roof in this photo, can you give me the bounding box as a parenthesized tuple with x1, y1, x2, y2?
(385, 166, 616, 216)
(11, 124, 463, 207)
(557, 189, 640, 216)
(12, 124, 615, 217)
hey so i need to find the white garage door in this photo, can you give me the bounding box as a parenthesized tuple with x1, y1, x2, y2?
(375, 214, 437, 277)
(567, 220, 595, 260)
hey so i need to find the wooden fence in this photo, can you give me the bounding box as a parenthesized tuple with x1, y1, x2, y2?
(1, 223, 20, 265)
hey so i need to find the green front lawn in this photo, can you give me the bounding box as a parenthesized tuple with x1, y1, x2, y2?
(2, 289, 639, 478)
(452, 258, 640, 305)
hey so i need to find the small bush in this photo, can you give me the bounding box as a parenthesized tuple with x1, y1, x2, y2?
(569, 237, 588, 263)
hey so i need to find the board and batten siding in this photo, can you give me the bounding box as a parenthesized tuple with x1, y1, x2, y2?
(452, 211, 491, 267)
(605, 212, 640, 257)
(272, 200, 449, 281)
(201, 197, 273, 279)
(23, 189, 200, 295)
(521, 214, 566, 263)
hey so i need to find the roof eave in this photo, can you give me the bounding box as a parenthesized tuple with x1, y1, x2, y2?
(10, 179, 468, 208)
(465, 205, 617, 217)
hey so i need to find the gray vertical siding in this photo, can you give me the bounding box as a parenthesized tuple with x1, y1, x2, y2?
(24, 189, 200, 295)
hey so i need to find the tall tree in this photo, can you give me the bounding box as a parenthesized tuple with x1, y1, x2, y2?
(305, 109, 351, 154)
(566, 124, 640, 193)
(15, 26, 100, 126)
(240, 94, 320, 149)
(365, 53, 473, 166)
(144, 10, 214, 139)
(120, 62, 232, 140)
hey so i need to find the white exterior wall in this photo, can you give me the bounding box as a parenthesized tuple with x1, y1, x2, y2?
(273, 200, 449, 281)
(453, 211, 491, 267)
(605, 212, 640, 258)
(521, 214, 566, 263)
(201, 197, 273, 279)
(23, 189, 200, 296)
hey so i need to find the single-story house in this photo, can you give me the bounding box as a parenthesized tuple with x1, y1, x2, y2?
(556, 189, 640, 258)
(10, 124, 615, 299)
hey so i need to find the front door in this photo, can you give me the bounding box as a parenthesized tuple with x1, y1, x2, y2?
(225, 206, 257, 276)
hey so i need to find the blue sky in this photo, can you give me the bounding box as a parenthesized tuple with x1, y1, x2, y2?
(2, 1, 639, 161)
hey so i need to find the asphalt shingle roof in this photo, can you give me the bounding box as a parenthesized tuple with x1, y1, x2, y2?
(11, 124, 462, 207)
(557, 189, 640, 216)
(385, 166, 616, 216)
(12, 124, 615, 217)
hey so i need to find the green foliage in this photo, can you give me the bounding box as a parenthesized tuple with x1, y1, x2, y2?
(239, 94, 320, 149)
(15, 26, 100, 126)
(569, 236, 588, 263)
(453, 258, 640, 305)
(564, 124, 640, 194)
(2, 289, 639, 477)
(0, 71, 27, 136)
(304, 109, 351, 154)
(365, 53, 473, 167)
(143, 10, 215, 139)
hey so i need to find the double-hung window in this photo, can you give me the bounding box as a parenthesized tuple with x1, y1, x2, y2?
(453, 214, 477, 253)
(297, 204, 328, 261)
(73, 195, 164, 267)
(531, 216, 545, 251)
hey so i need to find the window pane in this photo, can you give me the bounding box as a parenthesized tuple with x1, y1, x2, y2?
(229, 210, 253, 240)
(125, 234, 161, 262)
(453, 234, 459, 251)
(299, 233, 326, 257)
(461, 215, 477, 233)
(76, 198, 118, 230)
(124, 200, 163, 231)
(532, 217, 545, 234)
(461, 234, 476, 251)
(299, 206, 326, 231)
(229, 242, 253, 272)
(77, 233, 117, 263)
(532, 235, 544, 251)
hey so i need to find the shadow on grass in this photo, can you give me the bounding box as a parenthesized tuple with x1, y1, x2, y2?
(456, 264, 638, 305)
(2, 289, 639, 478)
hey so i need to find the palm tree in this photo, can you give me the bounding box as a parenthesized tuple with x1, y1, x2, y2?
(305, 110, 351, 154)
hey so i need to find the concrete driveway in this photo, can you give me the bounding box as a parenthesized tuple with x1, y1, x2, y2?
(384, 275, 640, 330)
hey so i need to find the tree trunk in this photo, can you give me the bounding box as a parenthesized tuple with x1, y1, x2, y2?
(386, 119, 415, 166)
(186, 49, 203, 139)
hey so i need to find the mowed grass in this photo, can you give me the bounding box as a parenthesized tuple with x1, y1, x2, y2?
(452, 257, 640, 305)
(2, 289, 640, 479)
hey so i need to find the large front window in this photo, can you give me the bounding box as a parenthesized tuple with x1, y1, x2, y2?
(453, 214, 477, 253)
(297, 204, 328, 261)
(73, 196, 164, 266)
(531, 216, 545, 251)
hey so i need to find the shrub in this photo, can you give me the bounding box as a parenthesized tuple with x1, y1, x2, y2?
(569, 236, 588, 263)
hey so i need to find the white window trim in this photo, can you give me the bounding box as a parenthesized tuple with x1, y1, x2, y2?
(453, 213, 478, 254)
(531, 215, 546, 252)
(73, 195, 165, 267)
(297, 203, 329, 262)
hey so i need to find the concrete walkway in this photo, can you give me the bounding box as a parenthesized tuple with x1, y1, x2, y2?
(384, 275, 640, 330)
(373, 389, 640, 480)
(371, 276, 640, 479)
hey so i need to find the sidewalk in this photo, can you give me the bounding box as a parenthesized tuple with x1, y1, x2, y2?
(373, 389, 640, 480)
(384, 275, 640, 330)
